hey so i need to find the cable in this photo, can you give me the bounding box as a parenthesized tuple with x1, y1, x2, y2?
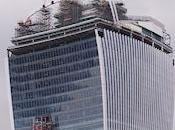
(26, 0, 60, 21)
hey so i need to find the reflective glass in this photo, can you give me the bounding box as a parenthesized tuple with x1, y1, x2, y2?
(9, 37, 103, 130)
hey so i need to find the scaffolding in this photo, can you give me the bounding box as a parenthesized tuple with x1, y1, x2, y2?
(82, 0, 127, 22)
(54, 0, 82, 26)
(14, 0, 129, 37)
(37, 7, 51, 31)
(92, 0, 113, 21)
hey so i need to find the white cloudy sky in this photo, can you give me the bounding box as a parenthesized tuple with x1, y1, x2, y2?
(0, 0, 175, 130)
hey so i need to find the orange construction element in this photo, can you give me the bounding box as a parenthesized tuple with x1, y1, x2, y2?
(32, 115, 53, 130)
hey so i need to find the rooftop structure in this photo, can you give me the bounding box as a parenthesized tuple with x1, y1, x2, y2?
(13, 0, 171, 46)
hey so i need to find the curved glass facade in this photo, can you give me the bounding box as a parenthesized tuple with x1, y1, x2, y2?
(95, 29, 174, 130)
(9, 37, 103, 130)
(9, 26, 174, 130)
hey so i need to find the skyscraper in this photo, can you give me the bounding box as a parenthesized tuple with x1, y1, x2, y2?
(8, 0, 174, 130)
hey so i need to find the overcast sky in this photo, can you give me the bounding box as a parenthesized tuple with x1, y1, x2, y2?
(0, 0, 175, 130)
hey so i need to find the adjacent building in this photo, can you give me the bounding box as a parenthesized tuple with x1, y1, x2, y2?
(8, 0, 174, 130)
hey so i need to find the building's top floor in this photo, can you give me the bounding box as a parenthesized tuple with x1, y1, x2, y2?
(9, 17, 172, 55)
(9, 0, 172, 54)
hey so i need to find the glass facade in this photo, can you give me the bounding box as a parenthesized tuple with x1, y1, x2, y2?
(9, 26, 174, 130)
(9, 37, 103, 130)
(95, 29, 174, 130)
